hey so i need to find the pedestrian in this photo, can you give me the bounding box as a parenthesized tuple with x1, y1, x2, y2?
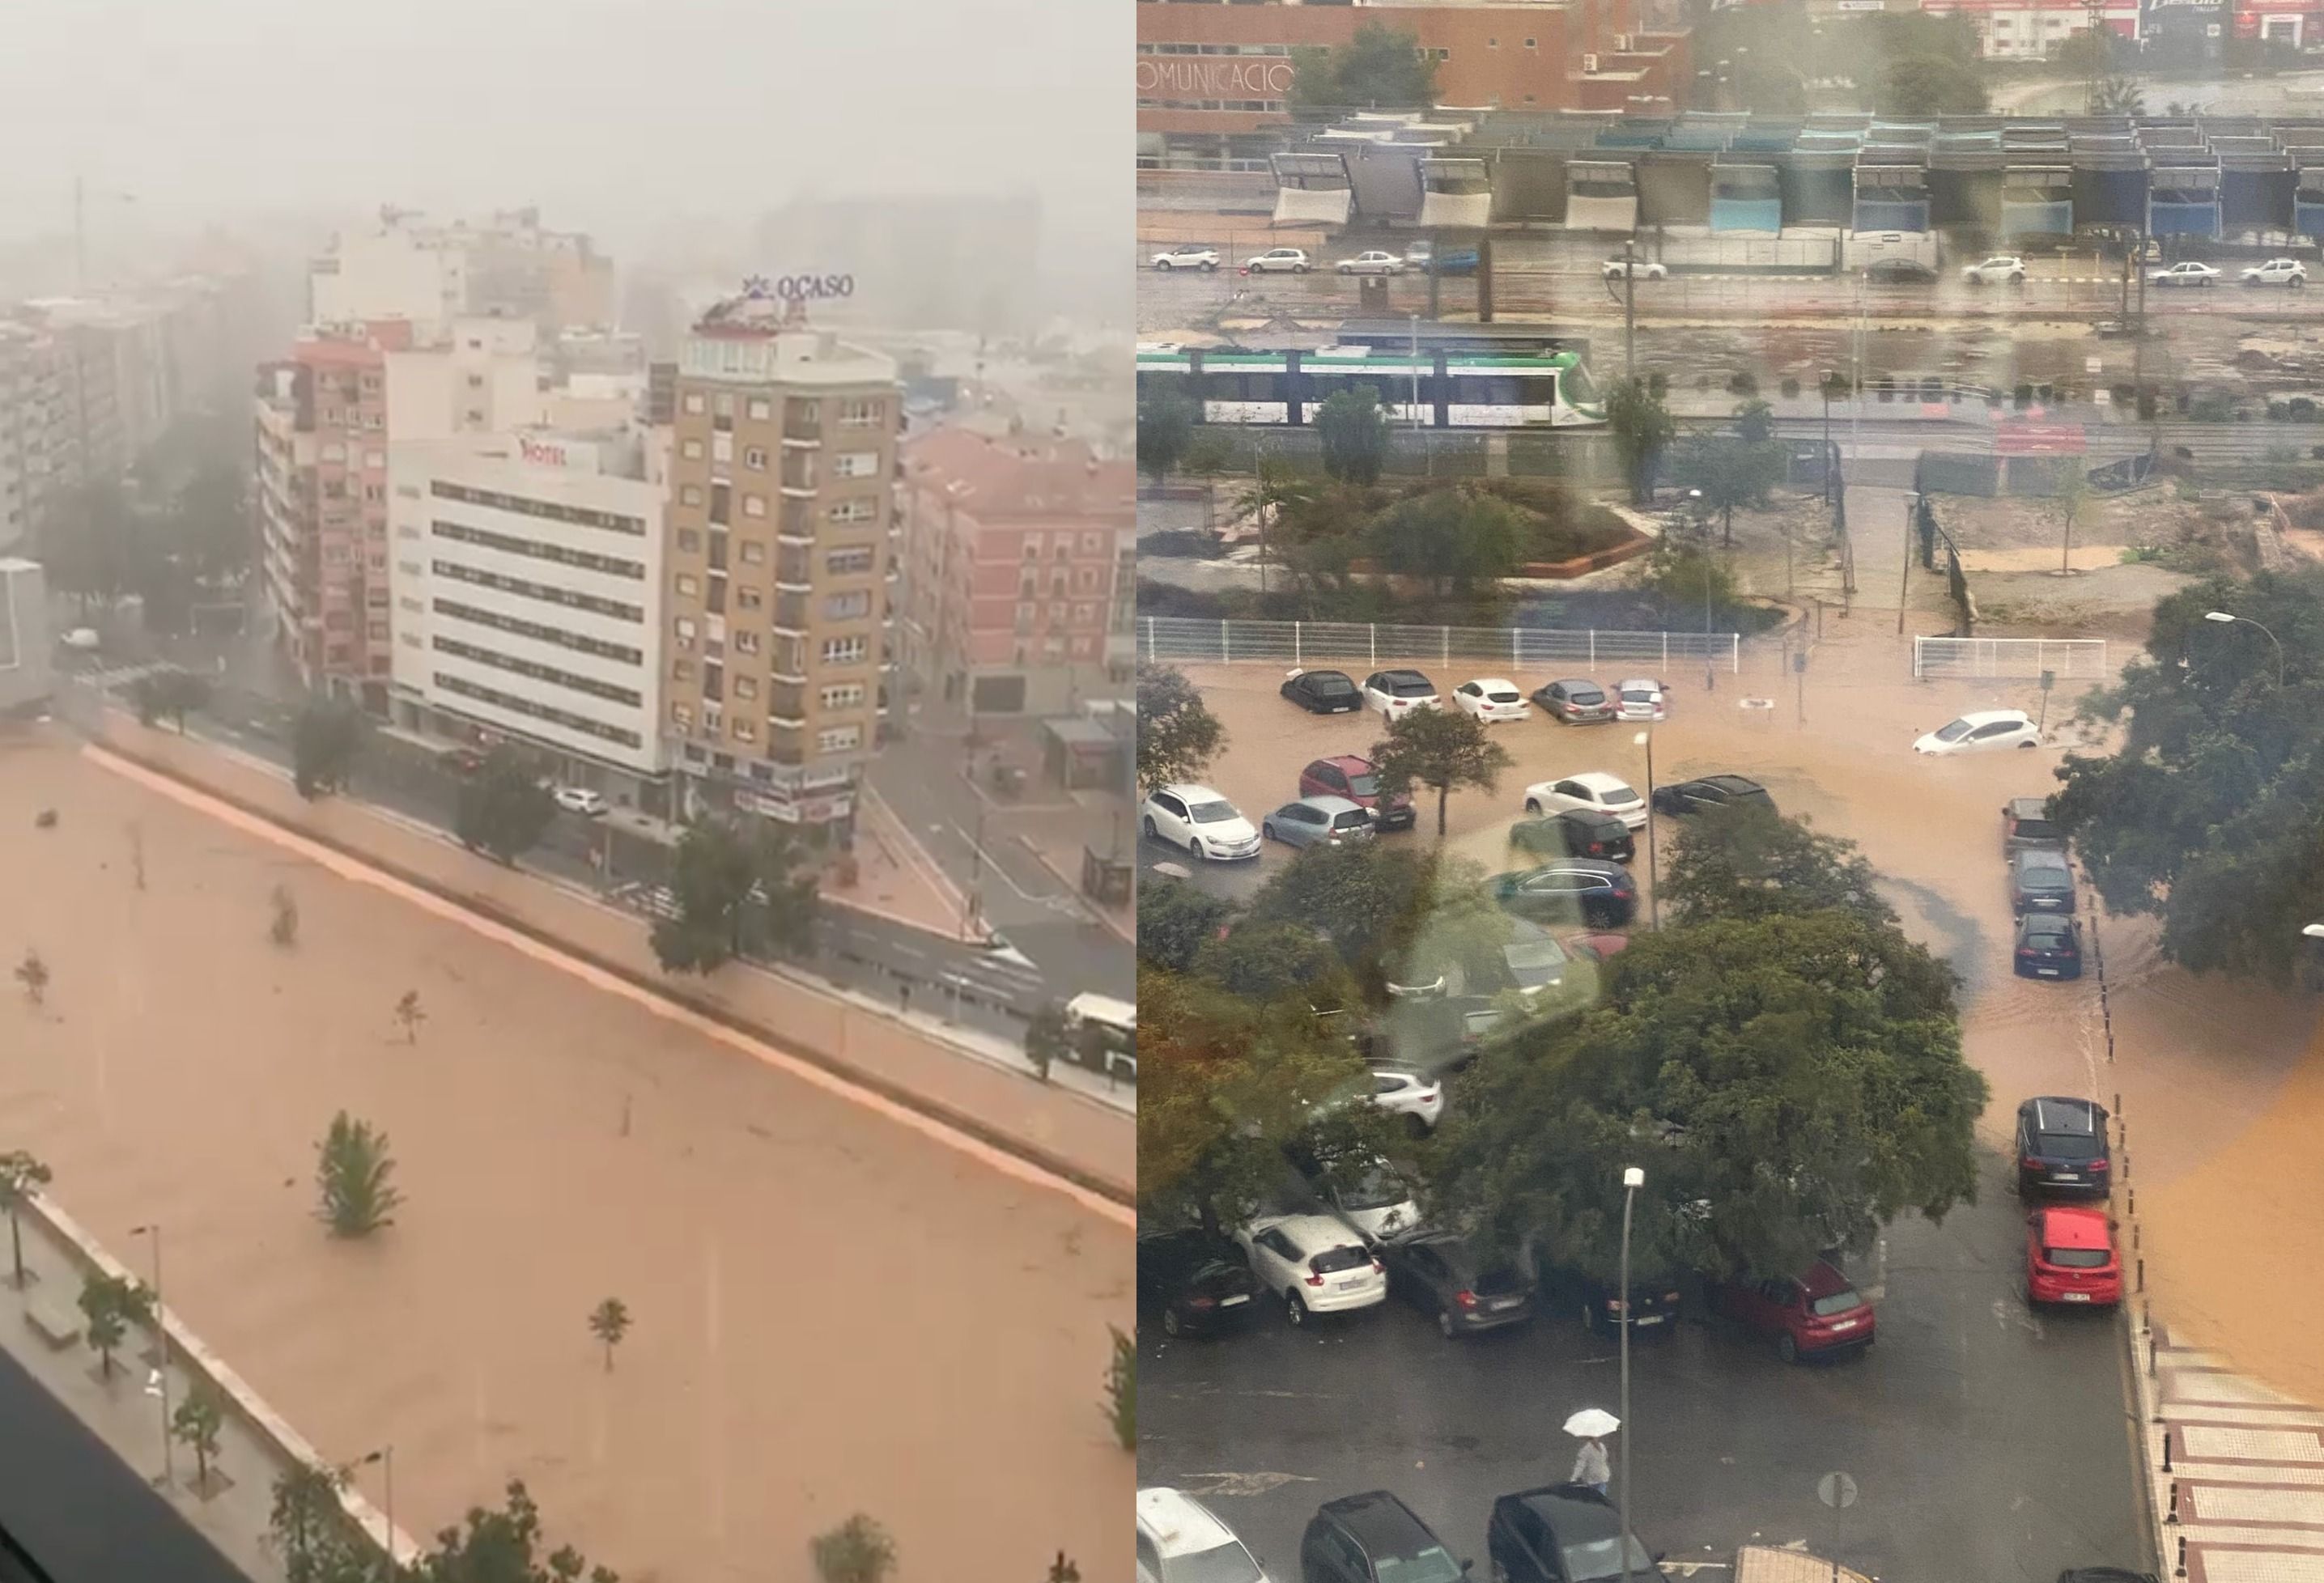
(899, 980, 912, 1015)
(1570, 1435, 1610, 1497)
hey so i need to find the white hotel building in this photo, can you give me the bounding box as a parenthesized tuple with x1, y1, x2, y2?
(385, 426, 672, 812)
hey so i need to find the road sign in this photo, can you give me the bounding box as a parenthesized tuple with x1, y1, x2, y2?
(1817, 1472, 1859, 1509)
(2040, 668, 2057, 692)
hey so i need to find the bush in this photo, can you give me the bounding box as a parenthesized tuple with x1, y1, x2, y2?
(1780, 376, 1800, 399)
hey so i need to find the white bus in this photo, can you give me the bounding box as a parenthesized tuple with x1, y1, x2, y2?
(1063, 992, 1137, 1083)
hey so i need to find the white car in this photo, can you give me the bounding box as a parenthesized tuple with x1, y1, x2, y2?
(1962, 255, 2026, 286)
(1149, 245, 1220, 273)
(552, 786, 609, 817)
(1452, 677, 1529, 724)
(2242, 257, 2308, 287)
(1138, 1488, 1274, 1583)
(1245, 248, 1310, 274)
(1141, 783, 1263, 861)
(2150, 261, 2221, 287)
(1306, 1157, 1421, 1244)
(1603, 257, 1668, 280)
(1912, 708, 2040, 756)
(1405, 239, 1435, 266)
(1236, 1212, 1389, 1324)
(1612, 677, 1668, 722)
(1523, 770, 1650, 831)
(1336, 250, 1404, 276)
(1368, 1063, 1444, 1135)
(1362, 668, 1442, 721)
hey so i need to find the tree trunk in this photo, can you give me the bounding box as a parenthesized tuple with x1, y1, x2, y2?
(7, 1214, 19, 1288)
(1436, 783, 1450, 837)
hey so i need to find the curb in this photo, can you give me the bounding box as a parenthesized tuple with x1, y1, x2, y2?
(1017, 834, 1134, 944)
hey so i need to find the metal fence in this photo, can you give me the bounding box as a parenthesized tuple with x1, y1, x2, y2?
(1912, 636, 2111, 681)
(1139, 617, 1742, 673)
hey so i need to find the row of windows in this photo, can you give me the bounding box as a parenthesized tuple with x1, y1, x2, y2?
(675, 393, 888, 427)
(432, 636, 644, 708)
(431, 520, 646, 580)
(431, 480, 645, 537)
(826, 547, 876, 576)
(1138, 41, 1290, 56)
(828, 499, 878, 523)
(430, 560, 644, 624)
(435, 673, 643, 750)
(434, 598, 644, 668)
(1138, 99, 1284, 113)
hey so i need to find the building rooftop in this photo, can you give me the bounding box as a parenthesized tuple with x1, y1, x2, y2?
(903, 426, 1133, 520)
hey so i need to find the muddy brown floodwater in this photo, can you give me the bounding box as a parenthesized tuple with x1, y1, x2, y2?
(1184, 615, 2324, 1403)
(0, 733, 1130, 1581)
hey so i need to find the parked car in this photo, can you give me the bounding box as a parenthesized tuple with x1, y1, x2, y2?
(1650, 775, 1774, 817)
(1711, 1258, 1876, 1363)
(1301, 1492, 1468, 1583)
(1962, 254, 2028, 286)
(1867, 257, 1937, 283)
(1488, 860, 1638, 928)
(1381, 1229, 1535, 1338)
(1142, 783, 1263, 862)
(1336, 250, 1405, 275)
(1562, 931, 1631, 963)
(1362, 668, 1442, 721)
(1532, 677, 1617, 724)
(1301, 1156, 1421, 1244)
(1282, 668, 1364, 714)
(552, 786, 609, 817)
(2024, 1204, 2123, 1308)
(1603, 257, 1668, 280)
(1612, 678, 1668, 722)
(1453, 677, 1531, 724)
(2010, 848, 2077, 914)
(2013, 913, 2084, 979)
(2015, 1096, 2110, 1197)
(1139, 1488, 1274, 1583)
(2242, 257, 2309, 286)
(1301, 754, 1416, 831)
(1405, 239, 1436, 266)
(1538, 1262, 1685, 1339)
(1525, 770, 1650, 830)
(1366, 1063, 1444, 1135)
(1236, 1212, 1388, 1325)
(2150, 261, 2221, 287)
(1138, 1229, 1261, 1339)
(1488, 1484, 1669, 1583)
(2001, 795, 2066, 857)
(1245, 248, 1311, 274)
(1912, 708, 2038, 755)
(1151, 245, 1221, 272)
(1501, 919, 1574, 998)
(1263, 796, 1376, 850)
(1509, 808, 1634, 863)
(437, 746, 485, 776)
(1434, 248, 1481, 276)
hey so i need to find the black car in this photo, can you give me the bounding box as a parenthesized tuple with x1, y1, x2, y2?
(2002, 796, 2066, 857)
(1138, 1228, 1261, 1339)
(1867, 256, 1937, 283)
(1301, 1491, 1469, 1583)
(1537, 1263, 1685, 1339)
(1510, 808, 1634, 864)
(1488, 861, 1638, 928)
(1532, 677, 1617, 724)
(1650, 775, 1774, 816)
(1380, 1229, 1535, 1338)
(2016, 1096, 2111, 1198)
(1282, 668, 1363, 714)
(1488, 1484, 1668, 1583)
(2011, 849, 2077, 914)
(2014, 913, 2084, 979)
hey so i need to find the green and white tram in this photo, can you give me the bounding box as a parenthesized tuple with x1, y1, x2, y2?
(1135, 342, 1607, 430)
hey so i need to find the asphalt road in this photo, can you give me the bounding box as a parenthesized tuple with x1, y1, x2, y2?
(0, 1343, 253, 1583)
(1139, 1146, 2148, 1583)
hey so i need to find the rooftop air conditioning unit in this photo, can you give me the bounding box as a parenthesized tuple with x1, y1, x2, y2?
(1584, 53, 1600, 72)
(1617, 34, 1634, 51)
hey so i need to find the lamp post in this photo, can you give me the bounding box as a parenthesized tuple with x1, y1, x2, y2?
(2203, 609, 2285, 688)
(1634, 729, 1659, 929)
(1618, 1165, 1643, 1583)
(128, 1224, 170, 1491)
(358, 1445, 396, 1573)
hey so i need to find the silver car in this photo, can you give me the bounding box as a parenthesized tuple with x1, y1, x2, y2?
(1261, 795, 1375, 850)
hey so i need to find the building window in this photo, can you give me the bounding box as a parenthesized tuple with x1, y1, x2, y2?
(747, 397, 771, 422)
(713, 392, 734, 418)
(827, 499, 877, 523)
(817, 725, 862, 753)
(735, 630, 760, 654)
(712, 431, 733, 464)
(744, 446, 767, 469)
(820, 683, 866, 711)
(833, 451, 880, 479)
(676, 617, 698, 642)
(682, 438, 704, 460)
(676, 574, 700, 597)
(739, 540, 766, 565)
(682, 484, 703, 506)
(824, 590, 871, 620)
(673, 658, 694, 681)
(826, 546, 875, 575)
(743, 493, 767, 518)
(822, 635, 868, 665)
(685, 393, 706, 414)
(737, 586, 763, 609)
(735, 674, 758, 700)
(678, 528, 702, 552)
(672, 701, 694, 726)
(733, 718, 755, 743)
(838, 397, 884, 427)
(428, 636, 642, 707)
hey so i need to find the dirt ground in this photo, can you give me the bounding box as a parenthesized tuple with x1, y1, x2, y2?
(1179, 620, 2324, 1403)
(0, 732, 1129, 1581)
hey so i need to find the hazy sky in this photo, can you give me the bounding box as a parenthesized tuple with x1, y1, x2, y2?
(0, 0, 1123, 277)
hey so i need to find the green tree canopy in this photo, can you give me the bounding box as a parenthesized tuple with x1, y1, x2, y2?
(1192, 918, 1358, 1008)
(1136, 663, 1226, 791)
(1880, 54, 1989, 116)
(292, 698, 366, 800)
(1288, 22, 1438, 117)
(1365, 486, 1527, 597)
(649, 817, 819, 974)
(1137, 383, 1196, 485)
(455, 746, 558, 864)
(1315, 385, 1391, 486)
(1671, 434, 1787, 547)
(410, 1478, 618, 1583)
(1369, 702, 1514, 837)
(1137, 877, 1235, 974)
(1663, 803, 1898, 930)
(1244, 839, 1445, 983)
(1605, 377, 1675, 504)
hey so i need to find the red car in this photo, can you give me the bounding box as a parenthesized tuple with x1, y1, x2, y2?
(2024, 1204, 2122, 1308)
(1714, 1258, 1876, 1363)
(1562, 932, 1631, 962)
(1299, 755, 1416, 833)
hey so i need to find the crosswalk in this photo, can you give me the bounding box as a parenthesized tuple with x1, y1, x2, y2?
(59, 660, 179, 694)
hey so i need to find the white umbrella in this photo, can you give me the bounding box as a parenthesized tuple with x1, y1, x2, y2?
(1562, 1407, 1621, 1439)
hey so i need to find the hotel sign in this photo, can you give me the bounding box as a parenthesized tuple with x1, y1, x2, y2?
(1136, 57, 1297, 98)
(515, 433, 598, 473)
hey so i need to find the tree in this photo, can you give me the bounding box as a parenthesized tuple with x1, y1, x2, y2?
(1880, 55, 1988, 116)
(810, 1514, 899, 1583)
(1369, 707, 1514, 838)
(292, 698, 365, 800)
(1244, 839, 1444, 981)
(1105, 1325, 1135, 1451)
(1137, 383, 1196, 486)
(1135, 663, 1226, 792)
(2090, 74, 2145, 117)
(1663, 804, 1898, 929)
(1049, 1555, 1083, 1583)
(1288, 21, 1437, 117)
(1643, 542, 1740, 626)
(648, 818, 819, 974)
(1023, 1002, 1072, 1083)
(79, 1271, 151, 1377)
(455, 746, 556, 864)
(1430, 910, 1985, 1284)
(1315, 386, 1391, 487)
(1181, 427, 1242, 532)
(270, 1460, 368, 1583)
(1365, 487, 1527, 598)
(409, 1478, 618, 1583)
(1672, 435, 1786, 547)
(0, 1151, 53, 1289)
(316, 1111, 403, 1237)
(15, 949, 47, 1006)
(2054, 465, 2089, 576)
(393, 990, 427, 1044)
(270, 885, 300, 948)
(1136, 879, 1234, 973)
(130, 669, 210, 732)
(1732, 397, 1775, 446)
(1192, 919, 1357, 1008)
(36, 481, 138, 618)
(172, 1386, 226, 1491)
(1605, 378, 1675, 505)
(588, 1297, 631, 1371)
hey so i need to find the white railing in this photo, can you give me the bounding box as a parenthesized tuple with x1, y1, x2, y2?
(1140, 617, 1742, 673)
(1912, 636, 2110, 681)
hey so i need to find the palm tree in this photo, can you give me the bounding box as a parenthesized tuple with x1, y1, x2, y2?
(315, 1112, 404, 1237)
(0, 1152, 53, 1288)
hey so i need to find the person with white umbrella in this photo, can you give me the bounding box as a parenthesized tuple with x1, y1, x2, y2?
(1564, 1407, 1619, 1496)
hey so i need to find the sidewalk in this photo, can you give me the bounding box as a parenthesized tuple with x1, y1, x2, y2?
(1006, 800, 1135, 943)
(2135, 1322, 2324, 1581)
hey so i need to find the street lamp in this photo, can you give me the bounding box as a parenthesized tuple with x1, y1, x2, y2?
(127, 1224, 171, 1491)
(357, 1445, 397, 1572)
(2203, 609, 2285, 688)
(1634, 730, 1659, 930)
(1618, 1165, 1644, 1583)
